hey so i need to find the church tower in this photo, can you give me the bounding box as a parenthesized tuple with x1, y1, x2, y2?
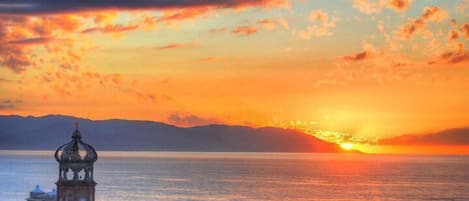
(54, 123, 98, 201)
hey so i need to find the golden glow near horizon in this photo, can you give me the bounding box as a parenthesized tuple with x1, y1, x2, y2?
(0, 0, 468, 154)
(340, 143, 354, 151)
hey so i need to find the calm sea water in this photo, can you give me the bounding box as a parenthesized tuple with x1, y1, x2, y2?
(0, 151, 468, 201)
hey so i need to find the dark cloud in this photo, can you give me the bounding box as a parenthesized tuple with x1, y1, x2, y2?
(440, 51, 469, 64)
(0, 104, 14, 110)
(167, 114, 220, 127)
(6, 37, 54, 45)
(341, 50, 373, 61)
(0, 0, 289, 15)
(430, 42, 469, 65)
(397, 19, 425, 39)
(0, 99, 23, 110)
(379, 127, 469, 145)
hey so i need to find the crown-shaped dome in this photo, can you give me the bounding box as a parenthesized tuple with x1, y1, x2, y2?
(55, 123, 97, 163)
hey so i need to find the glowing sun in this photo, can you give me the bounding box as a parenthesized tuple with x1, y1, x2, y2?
(340, 143, 354, 151)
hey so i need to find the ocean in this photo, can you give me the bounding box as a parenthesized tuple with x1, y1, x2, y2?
(1, 151, 468, 201)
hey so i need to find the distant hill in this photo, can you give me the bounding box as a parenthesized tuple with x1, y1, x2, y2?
(0, 114, 342, 152)
(379, 127, 469, 145)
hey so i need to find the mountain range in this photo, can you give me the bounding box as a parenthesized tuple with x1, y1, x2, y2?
(379, 127, 469, 145)
(0, 114, 343, 152)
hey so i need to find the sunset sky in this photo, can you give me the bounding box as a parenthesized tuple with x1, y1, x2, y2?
(1, 0, 468, 153)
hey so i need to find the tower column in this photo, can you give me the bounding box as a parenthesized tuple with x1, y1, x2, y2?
(55, 123, 98, 201)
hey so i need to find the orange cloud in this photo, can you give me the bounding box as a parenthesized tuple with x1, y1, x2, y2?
(157, 7, 213, 24)
(156, 42, 198, 50)
(25, 15, 82, 36)
(257, 18, 289, 30)
(0, 46, 31, 73)
(38, 69, 161, 103)
(438, 50, 469, 64)
(420, 6, 447, 23)
(231, 0, 290, 10)
(429, 42, 469, 65)
(447, 29, 459, 42)
(81, 24, 139, 34)
(0, 15, 87, 73)
(90, 12, 119, 25)
(395, 6, 447, 39)
(232, 26, 258, 36)
(387, 0, 411, 12)
(353, 0, 412, 14)
(396, 19, 425, 39)
(257, 19, 277, 30)
(462, 23, 469, 40)
(0, 0, 290, 74)
(0, 0, 290, 15)
(353, 0, 386, 14)
(297, 10, 337, 40)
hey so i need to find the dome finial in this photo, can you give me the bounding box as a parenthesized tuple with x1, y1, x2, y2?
(72, 121, 81, 139)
